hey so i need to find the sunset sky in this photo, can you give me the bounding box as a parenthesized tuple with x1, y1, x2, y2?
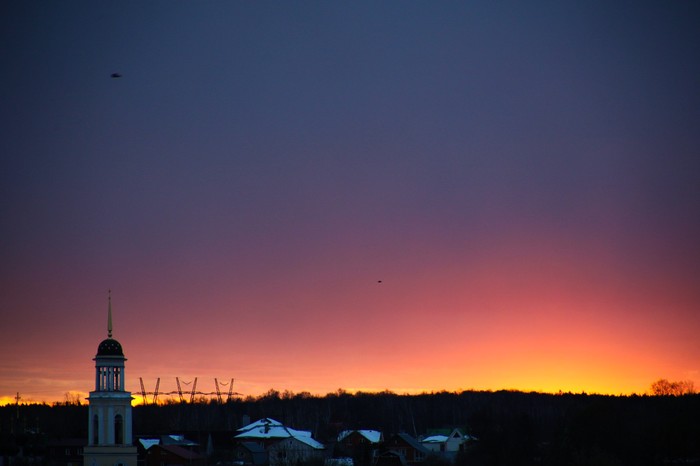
(2, 1, 699, 405)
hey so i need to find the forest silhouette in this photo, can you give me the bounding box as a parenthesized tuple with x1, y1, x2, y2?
(1, 389, 699, 466)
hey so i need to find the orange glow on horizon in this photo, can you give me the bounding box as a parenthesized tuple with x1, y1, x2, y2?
(1, 229, 697, 406)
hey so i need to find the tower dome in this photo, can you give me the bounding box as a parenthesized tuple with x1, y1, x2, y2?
(85, 291, 137, 466)
(92, 291, 127, 392)
(96, 338, 124, 356)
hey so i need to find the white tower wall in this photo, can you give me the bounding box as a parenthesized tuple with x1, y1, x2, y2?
(84, 295, 137, 466)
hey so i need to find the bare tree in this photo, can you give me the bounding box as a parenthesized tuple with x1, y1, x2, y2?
(63, 391, 83, 405)
(650, 378, 696, 396)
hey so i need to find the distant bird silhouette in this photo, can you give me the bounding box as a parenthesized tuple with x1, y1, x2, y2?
(111, 73, 122, 78)
(377, 280, 382, 283)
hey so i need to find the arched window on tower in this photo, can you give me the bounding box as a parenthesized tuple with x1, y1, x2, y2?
(92, 415, 99, 444)
(115, 414, 124, 445)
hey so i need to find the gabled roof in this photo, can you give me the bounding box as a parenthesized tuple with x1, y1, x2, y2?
(421, 435, 449, 444)
(162, 434, 198, 446)
(159, 444, 205, 460)
(237, 418, 284, 432)
(338, 430, 383, 443)
(395, 433, 430, 455)
(286, 435, 325, 450)
(425, 428, 467, 438)
(236, 419, 311, 440)
(138, 434, 199, 451)
(139, 439, 160, 450)
(422, 428, 472, 444)
(236, 418, 323, 449)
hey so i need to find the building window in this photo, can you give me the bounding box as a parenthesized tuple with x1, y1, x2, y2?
(93, 415, 99, 444)
(115, 414, 124, 445)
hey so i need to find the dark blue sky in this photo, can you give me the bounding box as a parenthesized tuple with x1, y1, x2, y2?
(2, 1, 699, 401)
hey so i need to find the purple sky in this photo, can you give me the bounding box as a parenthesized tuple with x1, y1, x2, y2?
(1, 1, 699, 403)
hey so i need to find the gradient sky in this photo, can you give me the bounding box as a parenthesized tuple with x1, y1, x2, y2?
(2, 1, 699, 405)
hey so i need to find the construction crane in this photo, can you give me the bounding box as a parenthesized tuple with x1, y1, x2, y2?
(215, 378, 235, 403)
(139, 377, 161, 405)
(138, 377, 240, 404)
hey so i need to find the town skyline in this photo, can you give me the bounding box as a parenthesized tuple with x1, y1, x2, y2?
(2, 1, 699, 405)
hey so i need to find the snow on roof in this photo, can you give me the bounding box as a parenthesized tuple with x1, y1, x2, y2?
(338, 430, 382, 443)
(359, 430, 382, 443)
(236, 425, 312, 440)
(291, 435, 325, 450)
(236, 418, 319, 447)
(162, 434, 198, 446)
(421, 435, 449, 444)
(139, 439, 160, 450)
(290, 427, 313, 438)
(237, 418, 284, 432)
(236, 425, 288, 439)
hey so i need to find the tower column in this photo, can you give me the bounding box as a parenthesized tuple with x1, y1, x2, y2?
(125, 407, 133, 444)
(107, 406, 114, 444)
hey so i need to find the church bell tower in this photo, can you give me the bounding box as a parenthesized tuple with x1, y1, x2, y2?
(83, 292, 137, 466)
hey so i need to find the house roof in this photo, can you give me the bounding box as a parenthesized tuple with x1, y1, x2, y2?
(139, 439, 160, 450)
(237, 418, 284, 432)
(236, 418, 323, 449)
(421, 435, 449, 444)
(138, 434, 199, 451)
(338, 430, 382, 443)
(422, 428, 473, 444)
(286, 435, 325, 450)
(395, 433, 431, 455)
(162, 434, 198, 446)
(160, 444, 205, 460)
(237, 418, 311, 437)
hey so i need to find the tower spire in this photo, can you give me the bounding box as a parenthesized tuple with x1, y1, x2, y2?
(108, 289, 113, 338)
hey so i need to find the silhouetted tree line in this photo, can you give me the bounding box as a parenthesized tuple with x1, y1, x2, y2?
(650, 379, 695, 396)
(1, 390, 699, 466)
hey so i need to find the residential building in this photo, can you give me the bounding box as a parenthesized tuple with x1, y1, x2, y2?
(420, 429, 470, 453)
(233, 442, 267, 466)
(336, 430, 382, 466)
(234, 418, 325, 466)
(378, 434, 429, 466)
(143, 444, 206, 466)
